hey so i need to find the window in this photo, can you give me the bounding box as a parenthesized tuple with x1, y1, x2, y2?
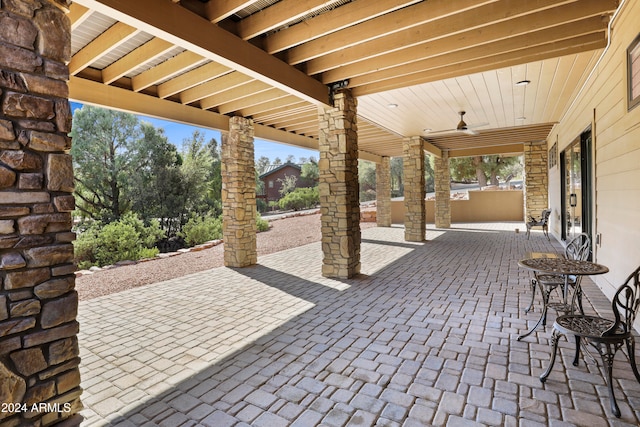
(268, 180, 274, 188)
(628, 33, 640, 110)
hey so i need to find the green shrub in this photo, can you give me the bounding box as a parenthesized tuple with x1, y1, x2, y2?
(278, 187, 319, 211)
(181, 214, 222, 246)
(256, 213, 269, 232)
(73, 212, 165, 268)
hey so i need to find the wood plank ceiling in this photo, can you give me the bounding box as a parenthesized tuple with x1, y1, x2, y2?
(69, 0, 618, 159)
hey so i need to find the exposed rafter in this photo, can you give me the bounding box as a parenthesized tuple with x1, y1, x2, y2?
(73, 0, 330, 106)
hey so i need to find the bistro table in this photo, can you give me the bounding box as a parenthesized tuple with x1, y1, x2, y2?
(517, 256, 609, 340)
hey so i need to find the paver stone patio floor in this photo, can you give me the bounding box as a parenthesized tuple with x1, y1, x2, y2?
(77, 223, 640, 426)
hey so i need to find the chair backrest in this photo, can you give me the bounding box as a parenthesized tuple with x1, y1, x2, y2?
(541, 209, 551, 224)
(605, 265, 640, 336)
(565, 232, 590, 261)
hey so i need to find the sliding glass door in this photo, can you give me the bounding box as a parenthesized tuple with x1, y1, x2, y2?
(562, 129, 592, 258)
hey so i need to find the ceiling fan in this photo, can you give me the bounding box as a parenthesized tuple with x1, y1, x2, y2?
(426, 111, 487, 136)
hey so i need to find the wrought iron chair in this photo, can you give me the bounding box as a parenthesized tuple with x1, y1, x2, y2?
(540, 265, 640, 418)
(526, 209, 551, 240)
(519, 233, 590, 340)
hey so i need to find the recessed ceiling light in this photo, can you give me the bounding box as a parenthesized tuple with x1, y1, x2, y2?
(515, 80, 531, 86)
(387, 103, 398, 108)
(423, 128, 432, 133)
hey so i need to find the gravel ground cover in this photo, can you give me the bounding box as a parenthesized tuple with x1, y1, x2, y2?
(76, 213, 376, 301)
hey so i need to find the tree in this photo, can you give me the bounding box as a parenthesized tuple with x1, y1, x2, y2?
(450, 155, 522, 187)
(204, 136, 222, 215)
(255, 156, 270, 175)
(285, 154, 296, 163)
(277, 174, 298, 196)
(70, 105, 142, 222)
(179, 130, 215, 220)
(301, 158, 319, 184)
(358, 160, 377, 201)
(129, 122, 184, 233)
(390, 157, 404, 196)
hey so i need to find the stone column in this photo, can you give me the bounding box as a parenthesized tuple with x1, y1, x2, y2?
(434, 151, 451, 228)
(221, 116, 257, 268)
(375, 156, 391, 227)
(318, 90, 360, 279)
(0, 1, 83, 425)
(523, 141, 549, 220)
(403, 136, 426, 241)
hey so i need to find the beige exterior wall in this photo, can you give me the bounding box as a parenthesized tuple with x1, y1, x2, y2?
(547, 1, 640, 299)
(390, 190, 524, 224)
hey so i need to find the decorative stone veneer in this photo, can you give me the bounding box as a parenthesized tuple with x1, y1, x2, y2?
(318, 90, 361, 278)
(375, 156, 391, 227)
(221, 116, 257, 268)
(0, 1, 82, 426)
(434, 151, 451, 228)
(523, 141, 549, 220)
(403, 137, 426, 241)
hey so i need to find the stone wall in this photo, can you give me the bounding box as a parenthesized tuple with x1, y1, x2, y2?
(375, 157, 391, 227)
(222, 116, 257, 268)
(318, 90, 360, 278)
(523, 141, 549, 220)
(0, 1, 82, 425)
(434, 151, 451, 228)
(403, 137, 425, 241)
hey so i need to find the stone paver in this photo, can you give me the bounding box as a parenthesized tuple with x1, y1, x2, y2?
(78, 224, 640, 426)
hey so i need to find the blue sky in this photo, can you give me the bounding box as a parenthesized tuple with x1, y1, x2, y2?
(70, 102, 318, 163)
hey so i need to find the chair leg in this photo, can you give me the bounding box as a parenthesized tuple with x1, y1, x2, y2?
(518, 283, 551, 341)
(524, 278, 537, 314)
(625, 336, 640, 383)
(598, 343, 621, 418)
(526, 227, 531, 240)
(573, 335, 581, 366)
(540, 329, 561, 382)
(574, 286, 584, 315)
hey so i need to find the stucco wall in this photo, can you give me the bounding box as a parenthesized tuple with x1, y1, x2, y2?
(547, 0, 640, 299)
(390, 190, 524, 224)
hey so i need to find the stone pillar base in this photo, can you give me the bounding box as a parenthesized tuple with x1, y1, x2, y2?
(434, 151, 451, 228)
(403, 137, 426, 241)
(222, 116, 257, 268)
(376, 157, 391, 227)
(318, 90, 361, 279)
(523, 141, 549, 220)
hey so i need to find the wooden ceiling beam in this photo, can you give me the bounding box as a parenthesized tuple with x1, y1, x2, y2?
(314, 0, 615, 79)
(218, 88, 290, 115)
(157, 62, 231, 99)
(238, 95, 304, 117)
(285, 0, 501, 65)
(182, 72, 253, 105)
(261, 110, 318, 127)
(200, 81, 273, 110)
(68, 3, 92, 30)
(102, 38, 175, 84)
(69, 21, 139, 75)
(347, 18, 606, 88)
(74, 0, 330, 106)
(352, 33, 606, 96)
(237, 0, 340, 41)
(448, 143, 524, 158)
(263, 0, 420, 54)
(251, 103, 315, 122)
(203, 0, 256, 24)
(131, 51, 207, 92)
(70, 75, 319, 149)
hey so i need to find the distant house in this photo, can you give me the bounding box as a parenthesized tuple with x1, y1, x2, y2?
(259, 162, 312, 203)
